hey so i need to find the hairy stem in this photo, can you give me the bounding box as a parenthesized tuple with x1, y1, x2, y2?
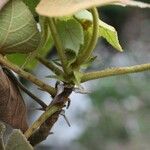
(81, 63, 150, 82)
(25, 106, 60, 139)
(73, 7, 99, 68)
(36, 55, 64, 76)
(27, 85, 73, 144)
(0, 55, 56, 96)
(48, 18, 69, 74)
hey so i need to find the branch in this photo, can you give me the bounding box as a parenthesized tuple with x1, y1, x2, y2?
(72, 7, 99, 68)
(0, 55, 56, 96)
(27, 86, 73, 145)
(81, 63, 150, 82)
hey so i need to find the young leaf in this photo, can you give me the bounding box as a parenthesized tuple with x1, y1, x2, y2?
(36, 0, 150, 17)
(56, 19, 84, 53)
(0, 68, 28, 132)
(99, 19, 123, 51)
(0, 0, 40, 54)
(75, 10, 123, 51)
(5, 130, 33, 150)
(0, 0, 9, 10)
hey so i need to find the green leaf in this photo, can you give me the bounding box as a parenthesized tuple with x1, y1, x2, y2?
(5, 130, 33, 150)
(75, 10, 123, 52)
(56, 19, 84, 53)
(7, 17, 53, 69)
(36, 0, 150, 17)
(99, 19, 123, 51)
(0, 0, 40, 54)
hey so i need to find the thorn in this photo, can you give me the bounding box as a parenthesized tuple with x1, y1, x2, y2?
(60, 110, 71, 127)
(66, 98, 71, 109)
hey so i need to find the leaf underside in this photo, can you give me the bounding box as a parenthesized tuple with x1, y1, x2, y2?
(0, 68, 28, 132)
(0, 0, 40, 54)
(36, 0, 150, 17)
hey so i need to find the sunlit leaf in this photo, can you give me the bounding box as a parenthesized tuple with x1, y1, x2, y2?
(75, 10, 123, 51)
(36, 0, 150, 17)
(99, 20, 123, 51)
(0, 0, 40, 54)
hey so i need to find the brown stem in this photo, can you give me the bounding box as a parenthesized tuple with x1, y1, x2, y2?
(28, 85, 73, 146)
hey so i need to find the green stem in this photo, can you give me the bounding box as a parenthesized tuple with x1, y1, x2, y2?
(73, 7, 99, 68)
(81, 63, 150, 82)
(48, 18, 69, 74)
(25, 106, 60, 139)
(36, 55, 65, 76)
(0, 55, 56, 96)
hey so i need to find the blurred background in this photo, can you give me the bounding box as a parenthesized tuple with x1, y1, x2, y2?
(16, 1, 150, 150)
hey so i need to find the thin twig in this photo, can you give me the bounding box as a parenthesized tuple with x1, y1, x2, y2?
(0, 54, 56, 96)
(3, 67, 47, 110)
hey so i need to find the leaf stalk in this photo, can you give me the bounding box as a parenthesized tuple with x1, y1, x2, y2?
(73, 7, 99, 68)
(81, 63, 150, 82)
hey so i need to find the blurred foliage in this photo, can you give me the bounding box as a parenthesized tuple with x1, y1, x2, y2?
(78, 74, 150, 150)
(76, 3, 150, 150)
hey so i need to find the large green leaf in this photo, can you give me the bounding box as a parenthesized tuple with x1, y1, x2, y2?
(7, 17, 53, 69)
(5, 130, 33, 150)
(0, 0, 40, 54)
(56, 19, 84, 53)
(36, 0, 150, 17)
(75, 10, 123, 51)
